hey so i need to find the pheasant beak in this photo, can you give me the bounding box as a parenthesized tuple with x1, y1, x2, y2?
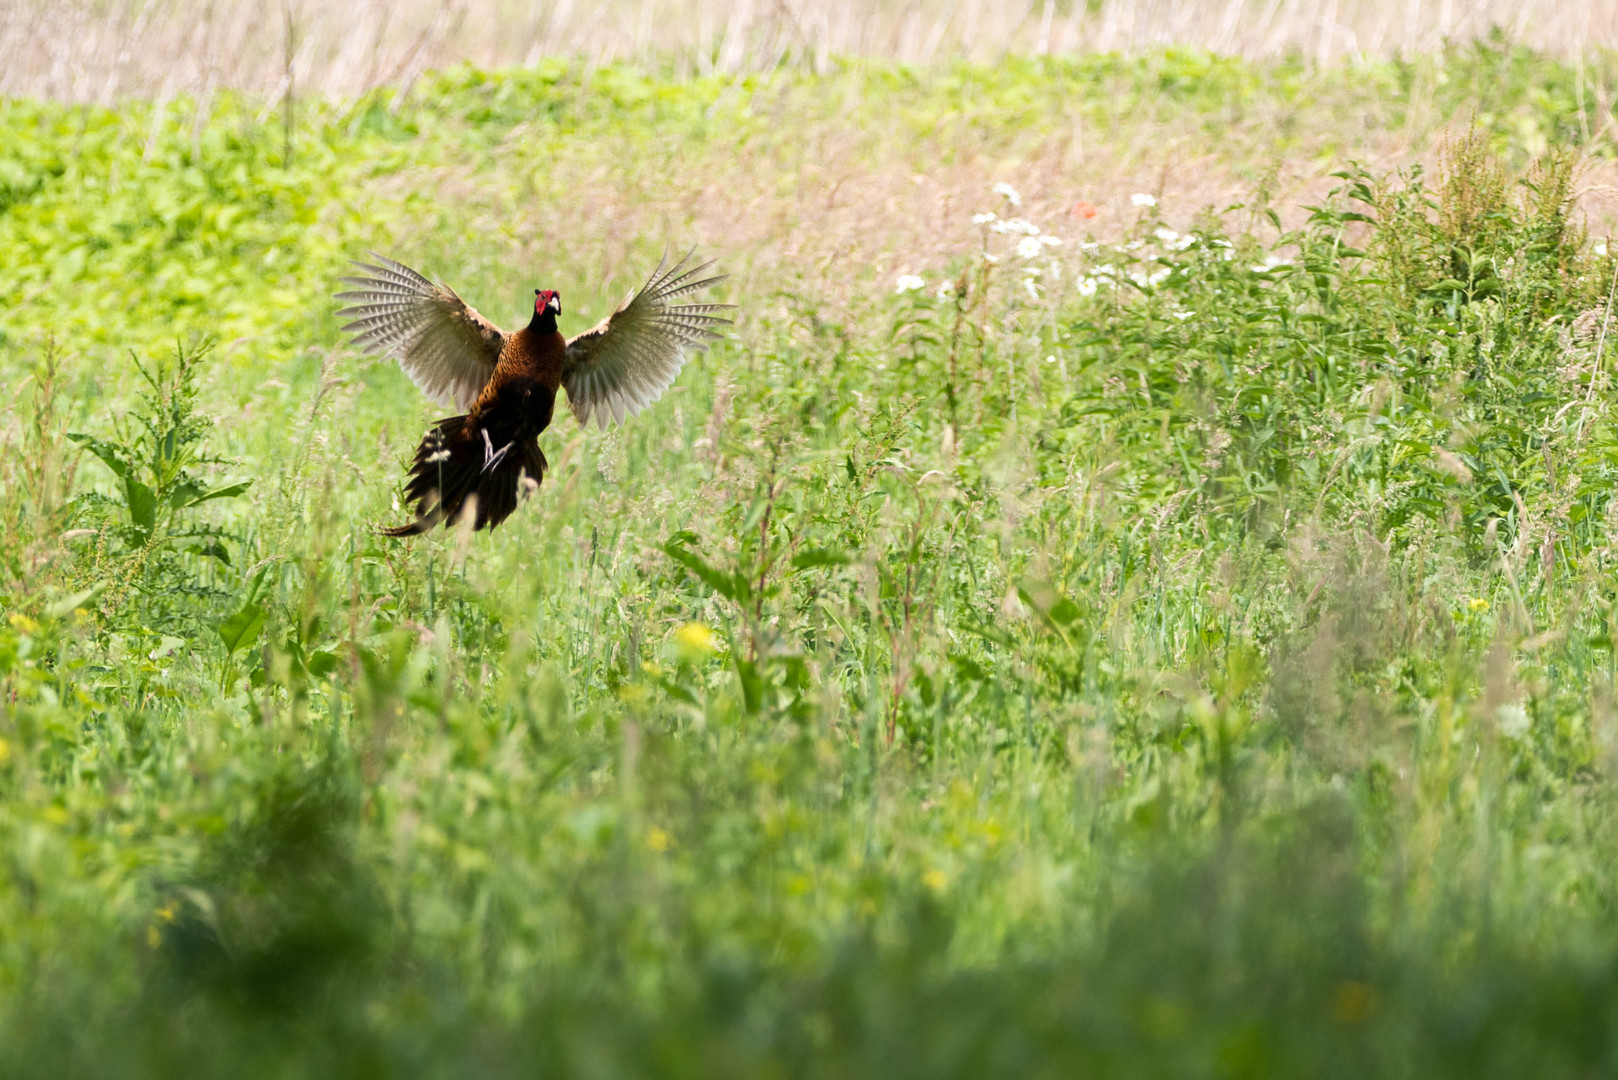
(547, 292, 561, 315)
(535, 289, 561, 316)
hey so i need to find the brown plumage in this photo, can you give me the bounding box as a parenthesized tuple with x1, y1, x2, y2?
(335, 250, 732, 535)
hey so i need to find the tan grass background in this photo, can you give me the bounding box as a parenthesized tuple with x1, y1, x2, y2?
(6, 0, 1618, 103)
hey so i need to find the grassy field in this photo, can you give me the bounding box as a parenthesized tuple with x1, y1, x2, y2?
(8, 42, 1618, 1076)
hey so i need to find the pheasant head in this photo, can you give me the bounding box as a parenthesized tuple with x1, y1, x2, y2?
(531, 289, 561, 329)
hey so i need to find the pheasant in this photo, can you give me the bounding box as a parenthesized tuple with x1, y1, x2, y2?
(335, 250, 731, 535)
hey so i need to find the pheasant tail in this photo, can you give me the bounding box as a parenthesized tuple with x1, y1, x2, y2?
(382, 416, 547, 536)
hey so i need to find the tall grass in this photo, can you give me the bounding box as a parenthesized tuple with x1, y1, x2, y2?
(5, 40, 1618, 1078)
(11, 0, 1618, 101)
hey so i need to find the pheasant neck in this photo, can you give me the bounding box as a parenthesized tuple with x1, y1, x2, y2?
(528, 309, 558, 334)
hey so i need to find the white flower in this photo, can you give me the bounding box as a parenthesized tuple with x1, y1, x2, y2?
(1023, 277, 1041, 300)
(1154, 228, 1179, 244)
(1172, 234, 1195, 251)
(895, 274, 926, 293)
(1131, 267, 1171, 288)
(972, 212, 998, 225)
(1251, 255, 1290, 274)
(1131, 193, 1157, 208)
(993, 182, 1023, 206)
(1079, 241, 1100, 253)
(1597, 240, 1610, 256)
(1039, 235, 1061, 247)
(1076, 277, 1099, 297)
(1172, 311, 1192, 320)
(1016, 236, 1044, 259)
(934, 280, 956, 301)
(1044, 354, 1056, 364)
(1094, 264, 1117, 277)
(992, 217, 1040, 235)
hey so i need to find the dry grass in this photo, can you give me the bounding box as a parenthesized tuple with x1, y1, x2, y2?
(7, 0, 1618, 103)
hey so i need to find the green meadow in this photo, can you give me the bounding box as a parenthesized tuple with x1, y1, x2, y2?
(7, 45, 1618, 1076)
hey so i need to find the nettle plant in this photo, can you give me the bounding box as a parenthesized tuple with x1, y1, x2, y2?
(68, 339, 253, 637)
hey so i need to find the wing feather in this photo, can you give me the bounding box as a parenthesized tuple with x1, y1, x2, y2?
(561, 248, 734, 430)
(334, 252, 505, 411)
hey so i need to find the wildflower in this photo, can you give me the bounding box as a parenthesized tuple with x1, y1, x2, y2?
(1023, 276, 1041, 300)
(935, 280, 956, 301)
(1072, 200, 1099, 219)
(1017, 236, 1044, 259)
(673, 622, 718, 653)
(1154, 227, 1179, 244)
(1038, 234, 1061, 247)
(1597, 240, 1610, 257)
(1093, 264, 1117, 277)
(1467, 596, 1489, 612)
(644, 826, 674, 852)
(1172, 311, 1192, 320)
(923, 868, 948, 891)
(894, 274, 926, 293)
(972, 211, 998, 225)
(992, 181, 1023, 206)
(992, 217, 1040, 235)
(1076, 277, 1099, 297)
(1252, 254, 1291, 273)
(1171, 234, 1195, 251)
(1131, 193, 1157, 208)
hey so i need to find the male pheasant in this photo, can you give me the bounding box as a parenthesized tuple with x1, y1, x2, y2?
(335, 250, 731, 535)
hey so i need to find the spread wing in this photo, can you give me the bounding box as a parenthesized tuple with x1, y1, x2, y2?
(335, 253, 505, 411)
(562, 249, 733, 429)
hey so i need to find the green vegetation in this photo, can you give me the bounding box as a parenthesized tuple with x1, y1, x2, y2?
(7, 44, 1618, 1076)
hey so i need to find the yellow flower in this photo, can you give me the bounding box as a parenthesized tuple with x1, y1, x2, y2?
(146, 925, 162, 949)
(644, 826, 674, 853)
(922, 868, 948, 891)
(1468, 597, 1490, 613)
(673, 622, 718, 655)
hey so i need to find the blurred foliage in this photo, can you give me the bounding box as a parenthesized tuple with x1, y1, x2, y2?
(6, 40, 1618, 1079)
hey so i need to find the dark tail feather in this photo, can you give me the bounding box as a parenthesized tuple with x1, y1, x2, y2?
(382, 416, 546, 537)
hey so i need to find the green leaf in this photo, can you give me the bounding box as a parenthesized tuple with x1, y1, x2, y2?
(67, 433, 132, 480)
(188, 539, 231, 564)
(306, 650, 339, 678)
(1048, 597, 1083, 626)
(185, 481, 252, 507)
(44, 583, 106, 620)
(217, 602, 265, 659)
(791, 547, 850, 570)
(125, 477, 157, 538)
(662, 535, 740, 601)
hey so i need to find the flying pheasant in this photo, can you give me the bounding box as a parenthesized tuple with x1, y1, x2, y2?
(335, 250, 731, 535)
